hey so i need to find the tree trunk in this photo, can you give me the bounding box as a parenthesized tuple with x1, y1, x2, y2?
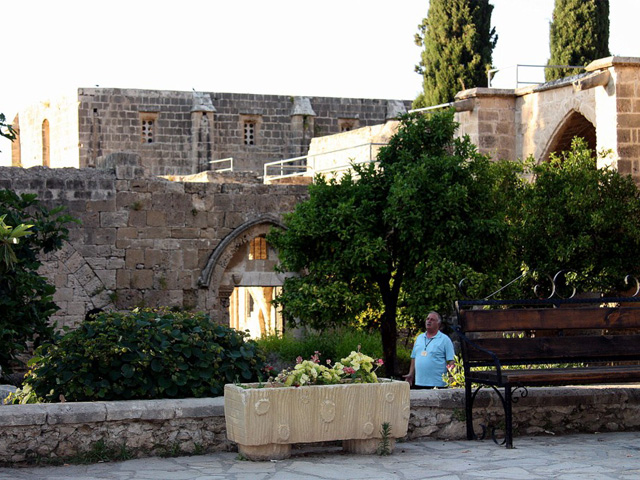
(380, 310, 398, 378)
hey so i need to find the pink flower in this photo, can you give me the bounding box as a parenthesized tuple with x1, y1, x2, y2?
(344, 367, 356, 375)
(296, 356, 303, 364)
(376, 359, 384, 366)
(326, 359, 332, 365)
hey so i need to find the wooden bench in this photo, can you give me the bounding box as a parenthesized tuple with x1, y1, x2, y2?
(455, 297, 640, 448)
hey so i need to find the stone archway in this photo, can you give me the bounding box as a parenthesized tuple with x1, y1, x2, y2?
(198, 215, 289, 331)
(541, 110, 597, 162)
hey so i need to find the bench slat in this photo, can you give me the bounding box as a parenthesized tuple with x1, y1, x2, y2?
(468, 365, 640, 386)
(459, 307, 640, 332)
(464, 334, 640, 363)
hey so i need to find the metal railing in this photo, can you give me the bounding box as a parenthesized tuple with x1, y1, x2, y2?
(263, 142, 387, 183)
(209, 157, 233, 172)
(487, 64, 585, 88)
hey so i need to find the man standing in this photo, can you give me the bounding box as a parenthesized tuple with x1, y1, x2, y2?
(404, 311, 455, 388)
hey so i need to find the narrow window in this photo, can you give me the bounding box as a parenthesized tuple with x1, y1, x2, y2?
(140, 112, 158, 143)
(249, 237, 268, 260)
(339, 118, 359, 132)
(42, 119, 50, 167)
(244, 121, 255, 145)
(240, 114, 261, 146)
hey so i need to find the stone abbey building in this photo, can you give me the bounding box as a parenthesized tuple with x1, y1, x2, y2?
(6, 56, 640, 335)
(11, 88, 410, 176)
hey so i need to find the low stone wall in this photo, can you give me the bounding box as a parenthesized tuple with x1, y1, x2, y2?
(1, 386, 639, 464)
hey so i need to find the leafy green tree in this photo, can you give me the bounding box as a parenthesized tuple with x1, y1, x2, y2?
(546, 0, 610, 81)
(414, 0, 497, 108)
(516, 138, 640, 293)
(268, 112, 521, 376)
(0, 190, 77, 374)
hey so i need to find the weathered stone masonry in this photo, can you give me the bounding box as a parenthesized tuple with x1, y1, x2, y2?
(14, 88, 411, 176)
(1, 386, 639, 464)
(0, 160, 308, 329)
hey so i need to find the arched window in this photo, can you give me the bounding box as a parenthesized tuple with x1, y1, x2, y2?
(543, 111, 596, 162)
(42, 119, 50, 167)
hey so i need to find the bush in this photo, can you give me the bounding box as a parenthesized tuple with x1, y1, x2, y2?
(0, 189, 77, 375)
(256, 327, 411, 378)
(17, 308, 266, 402)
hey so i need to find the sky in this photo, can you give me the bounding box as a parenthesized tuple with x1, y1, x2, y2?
(2, 0, 639, 164)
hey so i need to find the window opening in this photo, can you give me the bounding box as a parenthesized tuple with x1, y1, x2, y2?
(42, 119, 50, 167)
(249, 236, 268, 260)
(244, 121, 255, 145)
(140, 112, 158, 143)
(339, 118, 359, 133)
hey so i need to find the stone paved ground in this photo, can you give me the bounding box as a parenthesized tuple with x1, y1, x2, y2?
(1, 431, 639, 480)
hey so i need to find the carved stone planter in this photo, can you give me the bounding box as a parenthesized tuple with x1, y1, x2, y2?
(224, 380, 410, 460)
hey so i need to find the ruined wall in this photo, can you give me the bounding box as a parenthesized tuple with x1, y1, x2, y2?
(593, 57, 640, 177)
(454, 89, 517, 162)
(14, 93, 80, 169)
(305, 121, 399, 180)
(453, 57, 640, 187)
(13, 88, 410, 177)
(0, 161, 308, 329)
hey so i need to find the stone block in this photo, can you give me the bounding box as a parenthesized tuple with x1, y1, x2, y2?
(125, 249, 145, 268)
(140, 227, 171, 239)
(0, 405, 47, 426)
(116, 269, 131, 288)
(128, 210, 147, 227)
(86, 199, 116, 212)
(146, 210, 166, 227)
(95, 270, 116, 290)
(65, 251, 87, 274)
(100, 211, 129, 227)
(132, 270, 153, 289)
(618, 113, 640, 129)
(46, 402, 108, 424)
(172, 228, 199, 239)
(144, 249, 165, 268)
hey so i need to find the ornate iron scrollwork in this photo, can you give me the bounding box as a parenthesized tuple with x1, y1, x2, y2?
(624, 275, 640, 297)
(511, 386, 528, 404)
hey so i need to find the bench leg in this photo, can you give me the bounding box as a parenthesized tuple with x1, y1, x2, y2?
(465, 380, 475, 440)
(504, 385, 513, 449)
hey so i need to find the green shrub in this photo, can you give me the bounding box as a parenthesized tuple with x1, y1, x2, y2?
(256, 327, 411, 378)
(18, 308, 265, 402)
(0, 189, 77, 375)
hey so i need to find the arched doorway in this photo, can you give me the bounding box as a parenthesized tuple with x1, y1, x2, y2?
(198, 216, 290, 337)
(542, 110, 596, 162)
(226, 235, 284, 337)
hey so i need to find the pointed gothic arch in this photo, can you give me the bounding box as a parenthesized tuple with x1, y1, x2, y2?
(540, 110, 597, 162)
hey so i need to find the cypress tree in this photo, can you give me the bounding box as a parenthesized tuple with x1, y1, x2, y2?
(414, 0, 497, 108)
(546, 0, 610, 81)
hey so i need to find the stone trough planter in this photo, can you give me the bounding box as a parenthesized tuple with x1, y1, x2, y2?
(224, 379, 410, 460)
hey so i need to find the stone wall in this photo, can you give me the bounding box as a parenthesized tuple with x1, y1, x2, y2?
(13, 88, 411, 176)
(0, 161, 308, 329)
(1, 386, 638, 464)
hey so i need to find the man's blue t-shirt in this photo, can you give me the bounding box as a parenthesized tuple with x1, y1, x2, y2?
(410, 331, 455, 387)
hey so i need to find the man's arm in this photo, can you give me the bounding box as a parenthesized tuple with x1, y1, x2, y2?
(403, 358, 416, 386)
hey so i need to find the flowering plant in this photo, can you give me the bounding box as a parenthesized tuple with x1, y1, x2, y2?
(273, 349, 383, 387)
(334, 350, 384, 384)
